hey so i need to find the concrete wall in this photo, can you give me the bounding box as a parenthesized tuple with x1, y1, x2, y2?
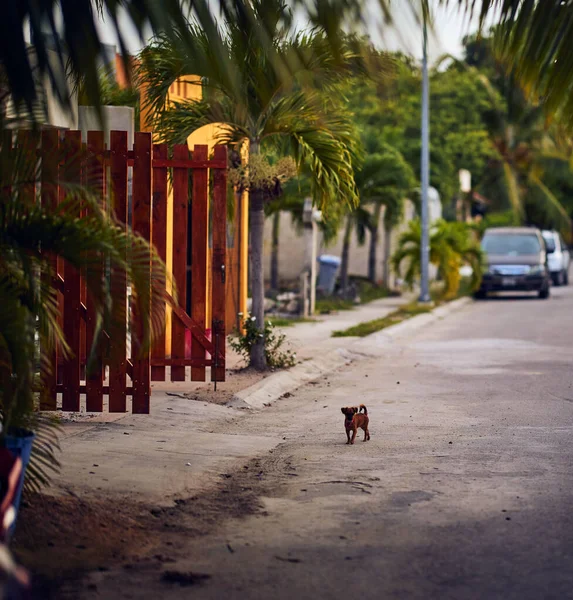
(264, 200, 418, 286)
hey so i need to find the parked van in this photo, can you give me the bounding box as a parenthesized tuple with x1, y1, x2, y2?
(476, 227, 550, 299)
(542, 230, 570, 286)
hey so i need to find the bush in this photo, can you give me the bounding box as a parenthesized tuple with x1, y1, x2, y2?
(229, 314, 296, 369)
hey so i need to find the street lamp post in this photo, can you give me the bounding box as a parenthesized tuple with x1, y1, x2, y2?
(419, 17, 430, 303)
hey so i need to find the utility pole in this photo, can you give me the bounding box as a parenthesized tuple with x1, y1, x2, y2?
(419, 17, 430, 303)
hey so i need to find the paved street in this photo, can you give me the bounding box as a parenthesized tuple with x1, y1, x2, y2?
(82, 286, 573, 599)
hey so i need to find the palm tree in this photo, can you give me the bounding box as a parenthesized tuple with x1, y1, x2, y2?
(392, 219, 483, 300)
(353, 147, 416, 286)
(139, 1, 362, 370)
(481, 97, 571, 230)
(443, 47, 571, 231)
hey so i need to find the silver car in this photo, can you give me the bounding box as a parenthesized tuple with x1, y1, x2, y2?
(542, 230, 570, 286)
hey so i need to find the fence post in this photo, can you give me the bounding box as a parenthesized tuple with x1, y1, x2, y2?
(191, 145, 209, 381)
(61, 131, 82, 412)
(131, 132, 152, 413)
(211, 145, 227, 382)
(40, 130, 59, 410)
(109, 131, 129, 412)
(85, 131, 105, 411)
(171, 144, 190, 381)
(151, 143, 168, 381)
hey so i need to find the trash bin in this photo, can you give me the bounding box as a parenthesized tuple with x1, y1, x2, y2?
(317, 255, 341, 295)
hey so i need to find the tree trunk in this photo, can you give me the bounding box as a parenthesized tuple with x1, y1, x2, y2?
(248, 141, 266, 370)
(382, 221, 392, 289)
(339, 215, 352, 294)
(270, 211, 280, 292)
(368, 204, 382, 283)
(249, 188, 266, 370)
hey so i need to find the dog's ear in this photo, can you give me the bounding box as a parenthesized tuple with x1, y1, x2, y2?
(353, 407, 358, 414)
(341, 407, 346, 414)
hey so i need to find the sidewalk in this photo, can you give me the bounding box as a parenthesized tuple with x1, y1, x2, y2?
(275, 293, 416, 359)
(50, 293, 418, 504)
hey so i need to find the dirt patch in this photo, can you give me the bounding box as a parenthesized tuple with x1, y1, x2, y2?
(161, 570, 211, 586)
(13, 493, 151, 598)
(150, 367, 267, 406)
(13, 456, 273, 598)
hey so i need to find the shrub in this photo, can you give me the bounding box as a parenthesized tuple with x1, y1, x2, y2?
(229, 314, 296, 369)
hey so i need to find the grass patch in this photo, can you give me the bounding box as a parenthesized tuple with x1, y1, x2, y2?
(332, 302, 432, 337)
(316, 281, 394, 314)
(267, 316, 316, 328)
(358, 282, 392, 303)
(315, 297, 355, 313)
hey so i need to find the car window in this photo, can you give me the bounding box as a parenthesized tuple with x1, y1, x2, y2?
(545, 236, 556, 252)
(482, 234, 541, 256)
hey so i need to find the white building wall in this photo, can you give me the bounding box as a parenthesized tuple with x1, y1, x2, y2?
(78, 106, 135, 148)
(264, 199, 419, 286)
(263, 185, 443, 287)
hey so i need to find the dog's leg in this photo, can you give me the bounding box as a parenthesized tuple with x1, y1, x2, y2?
(351, 427, 357, 445)
(363, 426, 369, 441)
(346, 429, 351, 445)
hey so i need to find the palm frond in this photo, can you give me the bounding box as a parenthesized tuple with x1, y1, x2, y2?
(138, 25, 241, 121)
(155, 99, 248, 145)
(528, 173, 571, 229)
(23, 414, 61, 494)
(491, 0, 573, 128)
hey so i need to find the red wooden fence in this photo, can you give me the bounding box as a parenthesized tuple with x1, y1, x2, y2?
(8, 130, 227, 414)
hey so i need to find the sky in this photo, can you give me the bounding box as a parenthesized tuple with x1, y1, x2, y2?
(97, 1, 492, 64)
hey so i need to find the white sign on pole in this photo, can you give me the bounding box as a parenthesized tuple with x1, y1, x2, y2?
(459, 169, 471, 193)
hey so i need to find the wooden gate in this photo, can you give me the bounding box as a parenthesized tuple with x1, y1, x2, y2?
(14, 129, 227, 414)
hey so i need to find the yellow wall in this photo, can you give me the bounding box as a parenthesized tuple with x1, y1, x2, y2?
(140, 76, 247, 354)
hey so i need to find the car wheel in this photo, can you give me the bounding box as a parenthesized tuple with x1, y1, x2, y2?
(539, 284, 550, 299)
(564, 269, 569, 286)
(473, 290, 487, 300)
(553, 272, 562, 286)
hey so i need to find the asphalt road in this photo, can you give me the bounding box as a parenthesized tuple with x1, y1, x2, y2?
(85, 285, 573, 600)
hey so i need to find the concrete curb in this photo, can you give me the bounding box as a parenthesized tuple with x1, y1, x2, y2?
(228, 347, 363, 409)
(229, 296, 473, 409)
(358, 296, 472, 347)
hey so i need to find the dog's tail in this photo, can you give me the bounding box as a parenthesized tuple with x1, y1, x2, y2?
(359, 404, 368, 415)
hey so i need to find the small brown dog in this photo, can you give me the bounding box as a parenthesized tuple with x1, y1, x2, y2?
(341, 404, 370, 445)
